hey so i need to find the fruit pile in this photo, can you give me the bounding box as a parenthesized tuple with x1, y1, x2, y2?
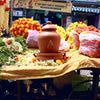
(10, 18, 41, 39)
(53, 24, 66, 40)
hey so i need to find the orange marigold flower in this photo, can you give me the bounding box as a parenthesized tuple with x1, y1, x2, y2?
(32, 57, 37, 63)
(61, 59, 65, 64)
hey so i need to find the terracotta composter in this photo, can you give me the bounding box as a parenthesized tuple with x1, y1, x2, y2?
(37, 21, 63, 60)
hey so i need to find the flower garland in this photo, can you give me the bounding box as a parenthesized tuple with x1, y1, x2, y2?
(53, 24, 66, 40)
(66, 22, 87, 49)
(14, 51, 70, 67)
(10, 18, 41, 39)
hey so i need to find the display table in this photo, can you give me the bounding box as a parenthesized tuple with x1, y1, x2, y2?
(0, 49, 100, 100)
(0, 49, 100, 80)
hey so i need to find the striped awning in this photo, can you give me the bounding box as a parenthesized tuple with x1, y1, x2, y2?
(72, 6, 100, 14)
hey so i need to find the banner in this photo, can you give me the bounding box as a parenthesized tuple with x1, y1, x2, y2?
(72, 6, 100, 14)
(14, 0, 26, 8)
(74, 0, 97, 2)
(26, 0, 72, 13)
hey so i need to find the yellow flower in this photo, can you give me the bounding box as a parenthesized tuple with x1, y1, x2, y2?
(25, 28, 28, 33)
(18, 57, 23, 61)
(73, 46, 78, 50)
(53, 24, 66, 40)
(56, 59, 62, 65)
(24, 62, 27, 66)
(83, 32, 87, 34)
(21, 25, 24, 28)
(32, 57, 37, 63)
(68, 36, 74, 44)
(0, 32, 3, 36)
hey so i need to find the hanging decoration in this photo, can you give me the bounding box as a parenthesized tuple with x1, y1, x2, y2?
(5, 6, 10, 11)
(0, 0, 9, 30)
(14, 0, 26, 8)
(0, 0, 4, 5)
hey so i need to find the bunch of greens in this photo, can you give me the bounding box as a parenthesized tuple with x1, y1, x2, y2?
(0, 38, 5, 46)
(0, 47, 15, 66)
(0, 36, 27, 66)
(15, 36, 27, 52)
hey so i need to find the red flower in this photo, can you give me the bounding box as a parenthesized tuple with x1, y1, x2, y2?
(15, 57, 19, 61)
(4, 0, 6, 3)
(6, 40, 11, 45)
(0, 1, 4, 5)
(5, 7, 10, 11)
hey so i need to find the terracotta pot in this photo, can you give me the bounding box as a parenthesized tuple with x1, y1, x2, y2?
(37, 21, 61, 53)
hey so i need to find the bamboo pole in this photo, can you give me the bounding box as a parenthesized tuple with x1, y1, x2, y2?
(0, 4, 5, 29)
(4, 0, 9, 29)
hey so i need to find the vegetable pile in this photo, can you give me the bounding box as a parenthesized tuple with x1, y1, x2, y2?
(0, 47, 15, 65)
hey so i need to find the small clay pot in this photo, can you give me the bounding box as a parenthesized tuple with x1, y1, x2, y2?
(37, 21, 61, 53)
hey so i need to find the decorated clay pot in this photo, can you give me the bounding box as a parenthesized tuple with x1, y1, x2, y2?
(37, 21, 61, 53)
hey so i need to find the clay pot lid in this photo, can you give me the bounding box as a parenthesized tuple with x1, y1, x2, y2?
(42, 21, 57, 31)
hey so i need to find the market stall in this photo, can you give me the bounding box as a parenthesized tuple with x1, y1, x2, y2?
(0, 18, 100, 99)
(1, 20, 100, 80)
(0, 46, 100, 100)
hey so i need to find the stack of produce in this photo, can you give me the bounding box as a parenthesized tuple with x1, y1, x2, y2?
(10, 18, 41, 39)
(53, 24, 66, 40)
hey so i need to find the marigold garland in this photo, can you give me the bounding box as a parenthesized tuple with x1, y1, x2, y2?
(10, 18, 41, 39)
(53, 24, 66, 40)
(66, 22, 87, 49)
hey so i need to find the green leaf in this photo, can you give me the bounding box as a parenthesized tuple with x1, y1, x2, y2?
(0, 38, 5, 46)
